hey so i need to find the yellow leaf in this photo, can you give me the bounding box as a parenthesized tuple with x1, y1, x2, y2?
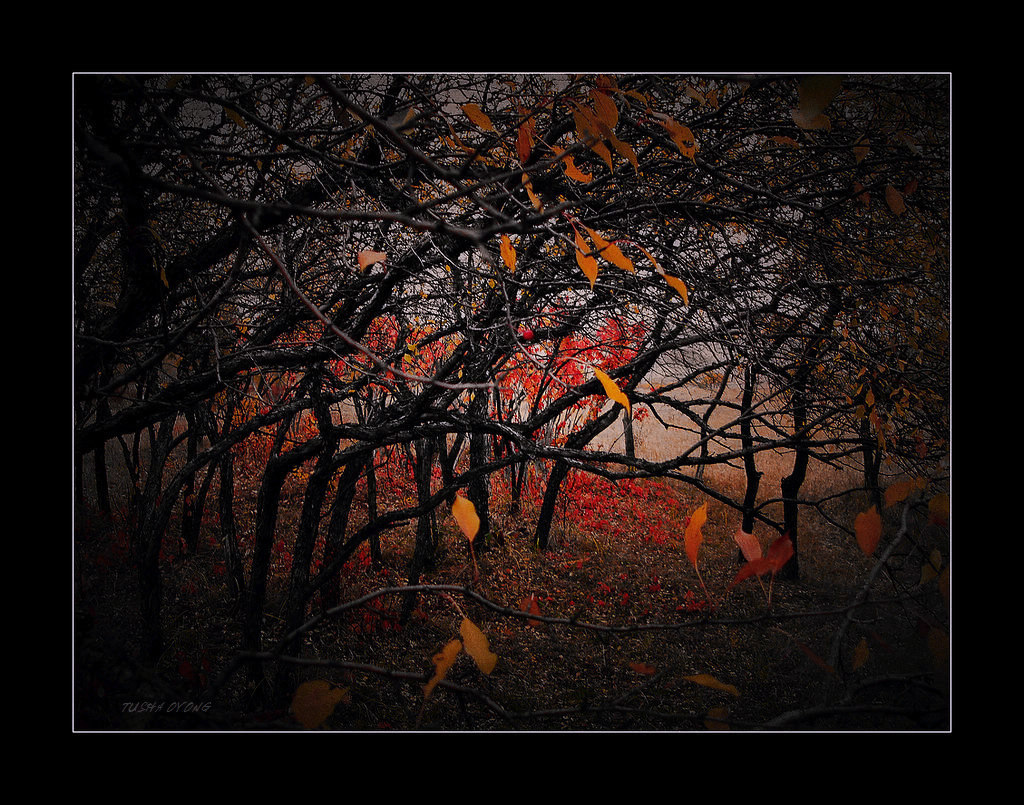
(522, 173, 542, 211)
(452, 494, 480, 541)
(500, 234, 516, 272)
(634, 243, 663, 273)
(357, 250, 387, 271)
(594, 367, 630, 414)
(423, 638, 462, 699)
(574, 230, 599, 288)
(854, 505, 882, 556)
(683, 673, 740, 697)
(460, 618, 497, 674)
(684, 502, 707, 568)
(461, 102, 494, 132)
(581, 225, 635, 273)
(291, 680, 348, 729)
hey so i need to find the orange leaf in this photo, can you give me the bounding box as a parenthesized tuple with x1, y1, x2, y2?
(452, 494, 480, 541)
(500, 234, 516, 272)
(729, 534, 793, 588)
(423, 639, 462, 699)
(520, 594, 542, 627)
(885, 185, 906, 215)
(683, 673, 740, 697)
(574, 230, 599, 288)
(357, 250, 387, 271)
(460, 617, 498, 674)
(684, 502, 708, 568)
(855, 505, 882, 556)
(581, 225, 635, 273)
(629, 661, 657, 676)
(291, 680, 348, 729)
(662, 274, 689, 305)
(791, 75, 842, 130)
(460, 102, 494, 132)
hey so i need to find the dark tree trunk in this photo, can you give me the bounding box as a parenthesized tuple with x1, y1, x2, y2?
(740, 364, 762, 535)
(320, 454, 370, 612)
(218, 450, 245, 605)
(402, 436, 439, 623)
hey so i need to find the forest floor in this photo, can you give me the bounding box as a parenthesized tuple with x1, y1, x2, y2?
(73, 445, 951, 733)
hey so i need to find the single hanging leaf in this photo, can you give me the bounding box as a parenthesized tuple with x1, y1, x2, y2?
(594, 367, 630, 414)
(885, 185, 906, 215)
(652, 113, 697, 161)
(574, 230, 599, 288)
(291, 680, 348, 729)
(581, 225, 635, 273)
(733, 527, 761, 562)
(358, 250, 387, 271)
(500, 234, 516, 271)
(452, 494, 480, 541)
(460, 618, 498, 674)
(461, 102, 494, 132)
(855, 505, 883, 556)
(423, 638, 462, 699)
(662, 274, 689, 305)
(684, 502, 708, 568)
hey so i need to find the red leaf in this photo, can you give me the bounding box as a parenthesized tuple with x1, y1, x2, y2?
(730, 534, 793, 588)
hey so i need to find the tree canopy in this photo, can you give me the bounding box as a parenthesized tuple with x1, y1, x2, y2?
(74, 72, 950, 728)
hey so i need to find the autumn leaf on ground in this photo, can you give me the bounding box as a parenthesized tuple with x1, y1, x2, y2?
(683, 673, 740, 697)
(520, 594, 542, 627)
(854, 505, 882, 556)
(423, 639, 462, 699)
(500, 234, 516, 272)
(594, 367, 630, 414)
(452, 494, 480, 541)
(357, 250, 387, 271)
(629, 661, 657, 676)
(291, 680, 349, 729)
(704, 706, 730, 730)
(460, 618, 498, 674)
(684, 502, 708, 568)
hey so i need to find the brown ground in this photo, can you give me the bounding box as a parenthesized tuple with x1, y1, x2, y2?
(73, 433, 951, 732)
